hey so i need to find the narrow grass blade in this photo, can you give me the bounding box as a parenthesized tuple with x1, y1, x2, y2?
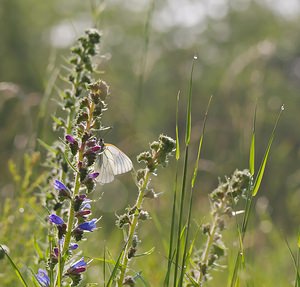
(174, 56, 197, 285)
(185, 56, 197, 145)
(285, 238, 300, 287)
(249, 104, 257, 176)
(173, 146, 189, 286)
(103, 245, 106, 286)
(191, 95, 212, 188)
(296, 232, 300, 287)
(176, 91, 181, 160)
(164, 91, 181, 287)
(29, 268, 42, 287)
(134, 272, 151, 287)
(252, 105, 284, 196)
(164, 164, 179, 287)
(33, 236, 44, 260)
(106, 249, 124, 287)
(0, 245, 29, 287)
(179, 96, 212, 286)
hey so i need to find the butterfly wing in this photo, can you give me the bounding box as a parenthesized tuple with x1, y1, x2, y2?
(105, 144, 133, 175)
(95, 144, 133, 184)
(95, 149, 115, 184)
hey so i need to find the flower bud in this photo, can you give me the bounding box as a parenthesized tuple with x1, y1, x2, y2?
(77, 112, 88, 124)
(138, 210, 150, 221)
(127, 247, 136, 259)
(86, 28, 101, 44)
(88, 80, 109, 103)
(123, 276, 135, 287)
(79, 167, 88, 182)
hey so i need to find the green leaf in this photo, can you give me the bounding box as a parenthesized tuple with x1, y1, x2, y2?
(252, 105, 284, 196)
(37, 138, 58, 155)
(63, 152, 79, 173)
(0, 245, 29, 287)
(191, 95, 212, 188)
(51, 115, 65, 127)
(176, 91, 180, 160)
(134, 247, 155, 257)
(185, 56, 197, 145)
(249, 104, 257, 176)
(33, 236, 44, 260)
(164, 161, 180, 287)
(106, 249, 124, 287)
(249, 134, 255, 176)
(284, 238, 300, 287)
(134, 272, 151, 287)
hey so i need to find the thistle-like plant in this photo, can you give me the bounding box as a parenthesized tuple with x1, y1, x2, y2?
(35, 29, 111, 287)
(116, 134, 176, 286)
(190, 169, 252, 285)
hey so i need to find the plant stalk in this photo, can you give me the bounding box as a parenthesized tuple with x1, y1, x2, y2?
(118, 169, 151, 286)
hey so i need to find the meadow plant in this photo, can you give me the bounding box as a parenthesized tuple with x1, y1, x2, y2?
(30, 27, 175, 287)
(191, 169, 252, 285)
(36, 28, 109, 287)
(0, 25, 286, 287)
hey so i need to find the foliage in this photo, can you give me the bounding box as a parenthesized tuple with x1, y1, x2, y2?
(1, 1, 300, 286)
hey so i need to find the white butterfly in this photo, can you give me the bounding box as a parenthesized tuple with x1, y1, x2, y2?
(95, 144, 133, 184)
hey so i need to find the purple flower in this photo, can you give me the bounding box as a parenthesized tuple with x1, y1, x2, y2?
(66, 134, 76, 144)
(53, 247, 59, 257)
(88, 172, 99, 179)
(76, 202, 92, 219)
(54, 180, 71, 199)
(67, 257, 87, 275)
(54, 180, 68, 192)
(69, 243, 79, 250)
(90, 145, 101, 152)
(36, 269, 50, 287)
(77, 219, 97, 232)
(49, 214, 65, 225)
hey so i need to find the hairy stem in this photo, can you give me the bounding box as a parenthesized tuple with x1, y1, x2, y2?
(198, 199, 226, 286)
(118, 169, 151, 286)
(57, 102, 95, 286)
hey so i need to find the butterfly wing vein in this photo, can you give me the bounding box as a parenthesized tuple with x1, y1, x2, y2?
(95, 144, 133, 184)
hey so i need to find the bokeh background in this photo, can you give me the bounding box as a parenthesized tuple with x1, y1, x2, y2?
(1, 0, 300, 285)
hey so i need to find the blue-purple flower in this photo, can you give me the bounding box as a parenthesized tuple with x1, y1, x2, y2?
(54, 180, 71, 199)
(88, 172, 99, 179)
(36, 269, 50, 287)
(75, 201, 92, 219)
(69, 243, 79, 250)
(66, 134, 76, 144)
(67, 257, 87, 275)
(66, 135, 79, 155)
(54, 180, 68, 192)
(49, 214, 66, 239)
(77, 218, 97, 232)
(49, 214, 65, 225)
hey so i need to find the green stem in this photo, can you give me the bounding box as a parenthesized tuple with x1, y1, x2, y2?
(173, 146, 189, 286)
(118, 169, 151, 286)
(197, 199, 226, 286)
(57, 101, 95, 286)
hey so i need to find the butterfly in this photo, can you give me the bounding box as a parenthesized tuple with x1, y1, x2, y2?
(95, 143, 133, 184)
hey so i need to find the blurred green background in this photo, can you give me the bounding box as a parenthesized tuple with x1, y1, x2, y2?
(1, 0, 300, 285)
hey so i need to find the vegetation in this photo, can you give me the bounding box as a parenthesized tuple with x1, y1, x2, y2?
(1, 0, 300, 286)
